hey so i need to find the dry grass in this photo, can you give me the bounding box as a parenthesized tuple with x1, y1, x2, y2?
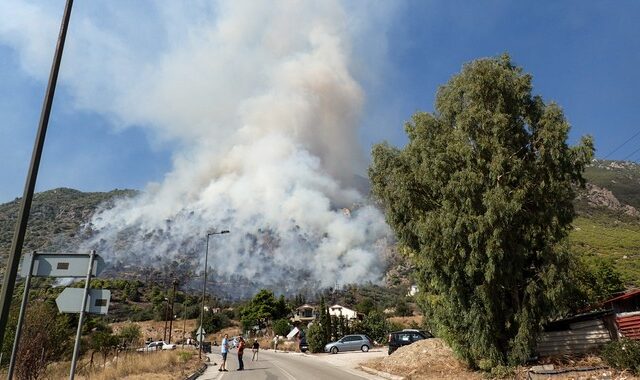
(110, 319, 199, 343)
(387, 316, 423, 328)
(363, 338, 481, 380)
(43, 350, 202, 380)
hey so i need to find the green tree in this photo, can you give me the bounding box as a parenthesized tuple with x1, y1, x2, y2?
(394, 297, 412, 317)
(306, 323, 325, 353)
(356, 298, 375, 315)
(119, 323, 142, 349)
(354, 310, 388, 344)
(90, 329, 120, 368)
(369, 54, 594, 367)
(568, 256, 625, 310)
(240, 289, 289, 329)
(15, 302, 72, 380)
(272, 319, 291, 337)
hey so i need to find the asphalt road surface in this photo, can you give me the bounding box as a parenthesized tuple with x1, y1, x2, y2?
(197, 348, 381, 380)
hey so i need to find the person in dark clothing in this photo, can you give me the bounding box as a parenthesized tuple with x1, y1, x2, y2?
(237, 337, 245, 371)
(252, 339, 260, 361)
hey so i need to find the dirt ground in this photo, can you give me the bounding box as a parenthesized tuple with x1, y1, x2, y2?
(362, 338, 482, 380)
(362, 339, 640, 380)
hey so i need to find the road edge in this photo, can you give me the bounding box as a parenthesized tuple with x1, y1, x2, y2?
(360, 365, 405, 380)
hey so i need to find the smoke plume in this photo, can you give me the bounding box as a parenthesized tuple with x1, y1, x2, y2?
(1, 1, 393, 291)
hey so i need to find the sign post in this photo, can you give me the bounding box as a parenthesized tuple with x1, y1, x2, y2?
(7, 252, 36, 379)
(69, 250, 96, 380)
(10, 251, 107, 380)
(195, 326, 206, 343)
(56, 288, 111, 314)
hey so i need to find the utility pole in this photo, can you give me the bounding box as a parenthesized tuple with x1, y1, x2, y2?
(168, 279, 178, 343)
(0, 0, 74, 346)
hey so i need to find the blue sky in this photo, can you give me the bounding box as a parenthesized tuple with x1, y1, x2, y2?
(0, 1, 639, 203)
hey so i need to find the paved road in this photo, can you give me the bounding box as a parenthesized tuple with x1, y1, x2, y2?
(197, 348, 381, 380)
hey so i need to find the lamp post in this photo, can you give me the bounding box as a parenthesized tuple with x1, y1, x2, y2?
(163, 297, 169, 342)
(199, 230, 229, 359)
(168, 279, 178, 343)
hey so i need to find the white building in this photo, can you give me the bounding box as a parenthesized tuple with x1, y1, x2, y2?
(328, 304, 362, 320)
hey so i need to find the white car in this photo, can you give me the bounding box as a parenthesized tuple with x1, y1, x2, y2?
(137, 341, 176, 352)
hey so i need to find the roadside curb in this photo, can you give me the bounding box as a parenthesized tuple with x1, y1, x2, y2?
(360, 365, 405, 380)
(184, 363, 207, 380)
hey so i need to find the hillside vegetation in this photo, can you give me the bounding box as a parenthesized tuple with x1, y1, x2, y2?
(572, 160, 640, 287)
(1, 160, 639, 289)
(0, 188, 135, 259)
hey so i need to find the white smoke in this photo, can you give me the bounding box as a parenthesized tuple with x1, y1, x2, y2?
(0, 1, 394, 289)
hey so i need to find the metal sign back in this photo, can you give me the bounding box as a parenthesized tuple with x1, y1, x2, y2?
(56, 288, 111, 314)
(20, 252, 105, 278)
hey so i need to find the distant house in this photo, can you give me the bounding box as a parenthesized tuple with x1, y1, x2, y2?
(328, 304, 363, 320)
(291, 304, 318, 324)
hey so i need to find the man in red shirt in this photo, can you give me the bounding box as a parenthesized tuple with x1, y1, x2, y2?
(237, 337, 245, 371)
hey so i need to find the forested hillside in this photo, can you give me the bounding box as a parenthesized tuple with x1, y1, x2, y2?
(1, 160, 639, 289)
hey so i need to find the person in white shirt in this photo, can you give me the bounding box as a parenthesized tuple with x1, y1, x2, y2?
(218, 334, 229, 372)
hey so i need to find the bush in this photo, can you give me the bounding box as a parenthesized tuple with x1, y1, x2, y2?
(177, 350, 193, 363)
(601, 339, 640, 374)
(272, 319, 291, 337)
(306, 323, 326, 353)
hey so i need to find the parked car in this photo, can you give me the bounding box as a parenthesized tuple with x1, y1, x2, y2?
(136, 341, 177, 352)
(324, 334, 372, 354)
(299, 336, 309, 353)
(388, 329, 433, 355)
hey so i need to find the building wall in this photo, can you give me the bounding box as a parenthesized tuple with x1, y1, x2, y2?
(537, 319, 612, 357)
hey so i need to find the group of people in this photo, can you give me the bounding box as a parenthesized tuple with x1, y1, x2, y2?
(218, 334, 261, 372)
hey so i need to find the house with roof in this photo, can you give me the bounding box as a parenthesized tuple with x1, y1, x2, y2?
(601, 288, 640, 340)
(291, 304, 318, 324)
(328, 304, 363, 320)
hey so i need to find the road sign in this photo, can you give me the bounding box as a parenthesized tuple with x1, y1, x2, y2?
(20, 252, 105, 278)
(287, 327, 299, 339)
(195, 326, 206, 341)
(56, 288, 111, 314)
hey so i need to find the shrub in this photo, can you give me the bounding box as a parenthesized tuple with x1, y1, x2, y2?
(306, 323, 326, 353)
(272, 319, 291, 337)
(177, 350, 193, 363)
(601, 339, 640, 374)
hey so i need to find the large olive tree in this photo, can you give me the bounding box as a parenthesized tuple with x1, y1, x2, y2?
(369, 55, 593, 367)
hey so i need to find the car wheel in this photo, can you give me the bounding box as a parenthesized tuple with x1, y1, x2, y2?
(330, 346, 338, 354)
(361, 345, 369, 352)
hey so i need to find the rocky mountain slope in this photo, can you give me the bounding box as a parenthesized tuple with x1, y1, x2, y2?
(1, 160, 639, 291)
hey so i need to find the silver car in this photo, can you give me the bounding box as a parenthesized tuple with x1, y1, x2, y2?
(324, 334, 372, 354)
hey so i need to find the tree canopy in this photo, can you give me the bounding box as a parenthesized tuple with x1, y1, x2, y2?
(369, 54, 593, 367)
(240, 289, 289, 329)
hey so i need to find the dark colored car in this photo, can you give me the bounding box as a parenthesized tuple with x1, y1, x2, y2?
(299, 336, 309, 353)
(388, 329, 433, 355)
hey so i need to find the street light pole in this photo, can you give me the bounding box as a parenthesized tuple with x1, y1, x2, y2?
(199, 230, 229, 359)
(168, 279, 178, 343)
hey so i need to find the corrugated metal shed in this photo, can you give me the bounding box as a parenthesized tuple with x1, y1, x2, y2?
(616, 311, 640, 340)
(537, 319, 612, 357)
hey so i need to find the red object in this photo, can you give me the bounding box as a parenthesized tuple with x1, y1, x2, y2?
(616, 314, 640, 340)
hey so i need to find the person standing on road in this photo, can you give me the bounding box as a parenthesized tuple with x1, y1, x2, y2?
(237, 337, 246, 371)
(273, 335, 279, 352)
(252, 339, 260, 361)
(218, 334, 229, 372)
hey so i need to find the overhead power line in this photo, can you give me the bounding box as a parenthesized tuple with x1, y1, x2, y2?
(604, 130, 640, 159)
(622, 145, 640, 161)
